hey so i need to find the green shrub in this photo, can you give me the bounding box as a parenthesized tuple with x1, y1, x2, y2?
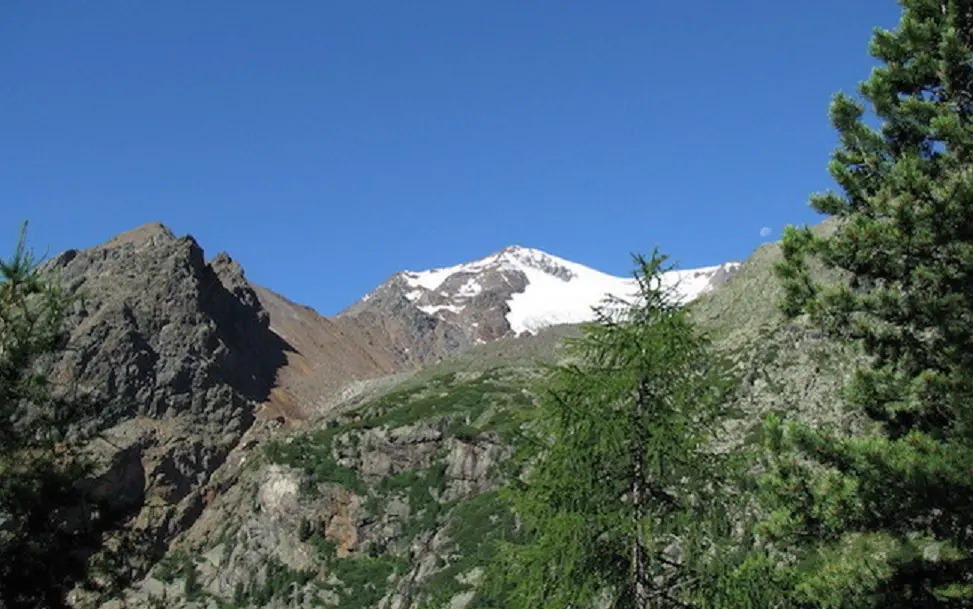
(325, 554, 406, 609)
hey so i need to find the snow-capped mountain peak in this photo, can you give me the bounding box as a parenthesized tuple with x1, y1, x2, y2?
(493, 246, 578, 281)
(346, 246, 741, 342)
(399, 245, 574, 296)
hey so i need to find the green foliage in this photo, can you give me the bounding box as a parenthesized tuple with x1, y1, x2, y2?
(447, 489, 517, 558)
(484, 250, 741, 609)
(308, 531, 338, 562)
(182, 554, 201, 601)
(366, 463, 452, 544)
(265, 367, 532, 503)
(325, 554, 406, 609)
(262, 367, 536, 608)
(377, 468, 425, 495)
(692, 551, 799, 609)
(396, 462, 450, 542)
(265, 426, 366, 495)
(359, 367, 532, 436)
(768, 1, 973, 605)
(154, 550, 187, 584)
(0, 222, 123, 608)
(245, 557, 314, 606)
(0, 223, 71, 450)
(421, 490, 521, 609)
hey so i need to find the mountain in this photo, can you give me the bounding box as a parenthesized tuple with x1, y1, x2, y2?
(37, 222, 291, 594)
(22, 222, 762, 608)
(90, 221, 850, 609)
(342, 245, 741, 344)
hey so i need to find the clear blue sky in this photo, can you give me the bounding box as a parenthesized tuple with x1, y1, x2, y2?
(2, 1, 900, 314)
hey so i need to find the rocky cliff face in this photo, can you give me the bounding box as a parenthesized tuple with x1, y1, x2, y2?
(49, 224, 284, 422)
(41, 222, 294, 596)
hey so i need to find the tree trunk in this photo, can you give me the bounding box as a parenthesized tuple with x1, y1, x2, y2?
(632, 375, 649, 609)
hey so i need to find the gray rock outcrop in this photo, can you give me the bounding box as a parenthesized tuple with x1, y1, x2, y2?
(44, 222, 292, 590)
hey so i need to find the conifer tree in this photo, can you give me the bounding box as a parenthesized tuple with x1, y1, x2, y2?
(767, 1, 973, 605)
(485, 250, 737, 609)
(0, 222, 109, 608)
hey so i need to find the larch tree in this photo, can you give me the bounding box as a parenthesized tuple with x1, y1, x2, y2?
(483, 250, 739, 609)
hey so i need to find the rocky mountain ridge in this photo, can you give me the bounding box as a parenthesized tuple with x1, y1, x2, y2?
(39, 221, 290, 599)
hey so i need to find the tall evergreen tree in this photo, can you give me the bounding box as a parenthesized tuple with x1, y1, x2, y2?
(767, 0, 973, 605)
(484, 251, 738, 609)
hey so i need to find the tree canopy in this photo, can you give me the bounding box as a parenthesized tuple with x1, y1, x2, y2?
(485, 251, 740, 609)
(767, 0, 973, 605)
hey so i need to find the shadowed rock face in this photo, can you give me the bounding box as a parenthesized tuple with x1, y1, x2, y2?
(48, 224, 288, 422)
(42, 222, 293, 587)
(49, 225, 287, 423)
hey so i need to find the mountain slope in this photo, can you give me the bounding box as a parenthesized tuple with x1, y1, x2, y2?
(248, 284, 406, 419)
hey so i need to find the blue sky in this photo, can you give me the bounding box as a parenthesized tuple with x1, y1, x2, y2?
(2, 1, 900, 314)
